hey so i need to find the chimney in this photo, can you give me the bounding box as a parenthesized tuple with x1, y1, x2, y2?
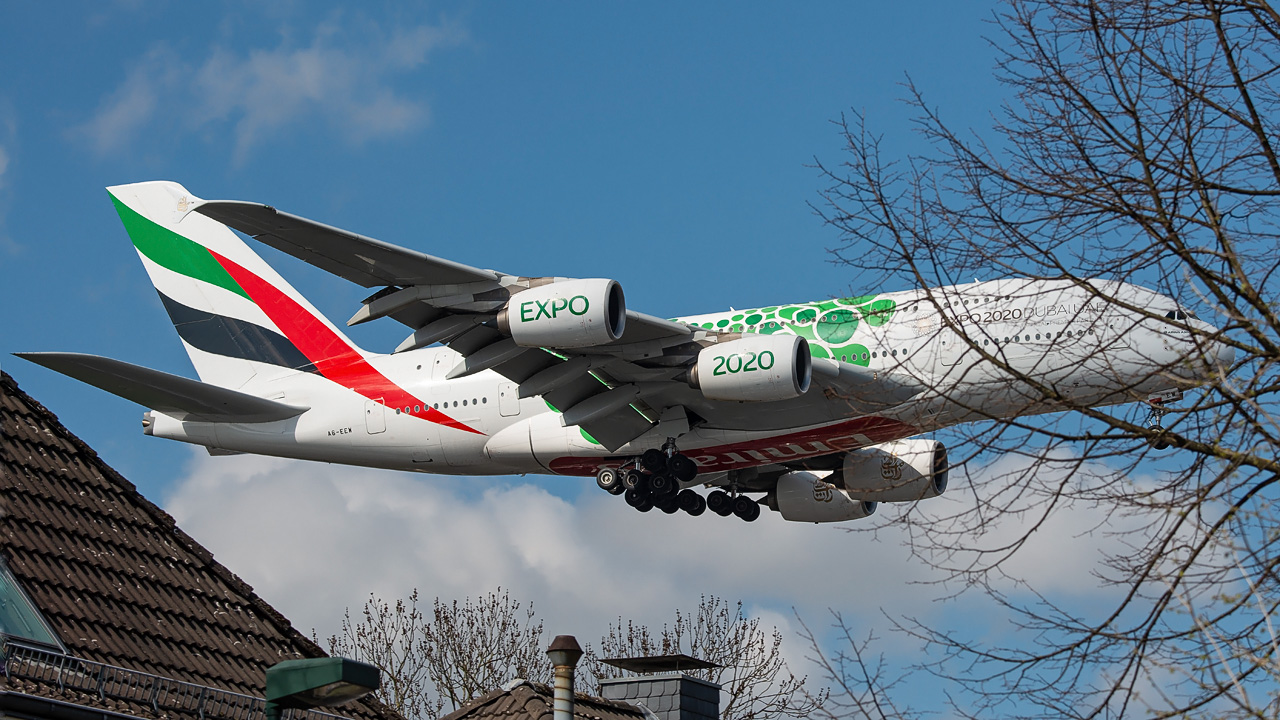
(545, 635, 584, 720)
(597, 654, 720, 720)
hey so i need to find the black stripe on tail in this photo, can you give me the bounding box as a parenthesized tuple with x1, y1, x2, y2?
(157, 292, 318, 373)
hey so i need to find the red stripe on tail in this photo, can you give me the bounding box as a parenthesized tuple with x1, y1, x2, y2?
(209, 250, 483, 435)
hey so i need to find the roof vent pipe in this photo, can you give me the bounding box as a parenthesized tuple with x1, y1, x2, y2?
(546, 635, 584, 720)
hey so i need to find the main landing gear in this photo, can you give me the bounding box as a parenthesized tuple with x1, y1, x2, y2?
(594, 439, 761, 522)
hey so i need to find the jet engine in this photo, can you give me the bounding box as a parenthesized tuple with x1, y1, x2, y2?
(840, 438, 948, 503)
(689, 335, 812, 402)
(772, 471, 878, 523)
(498, 278, 626, 348)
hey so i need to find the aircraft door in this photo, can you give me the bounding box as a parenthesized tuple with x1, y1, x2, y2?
(364, 399, 386, 434)
(498, 382, 520, 416)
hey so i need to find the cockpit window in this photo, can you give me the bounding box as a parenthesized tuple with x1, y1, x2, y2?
(1164, 309, 1195, 320)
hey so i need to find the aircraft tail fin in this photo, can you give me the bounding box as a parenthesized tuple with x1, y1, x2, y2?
(107, 181, 369, 390)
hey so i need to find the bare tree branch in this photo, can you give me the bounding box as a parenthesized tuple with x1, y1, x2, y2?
(582, 595, 827, 720)
(813, 0, 1280, 716)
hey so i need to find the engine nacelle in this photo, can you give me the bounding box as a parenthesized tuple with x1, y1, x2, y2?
(689, 335, 812, 402)
(773, 471, 878, 523)
(498, 279, 626, 348)
(840, 438, 948, 503)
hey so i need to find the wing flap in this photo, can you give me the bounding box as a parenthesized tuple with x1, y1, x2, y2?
(193, 200, 498, 288)
(578, 409, 656, 452)
(16, 353, 308, 423)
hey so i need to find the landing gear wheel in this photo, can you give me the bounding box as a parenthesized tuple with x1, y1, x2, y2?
(648, 473, 676, 497)
(668, 454, 698, 483)
(596, 468, 622, 494)
(635, 499, 654, 512)
(658, 498, 680, 514)
(621, 470, 647, 491)
(641, 448, 667, 474)
(624, 487, 651, 508)
(707, 490, 733, 517)
(732, 495, 760, 522)
(687, 494, 707, 516)
(1150, 428, 1171, 451)
(1145, 396, 1175, 451)
(676, 489, 705, 516)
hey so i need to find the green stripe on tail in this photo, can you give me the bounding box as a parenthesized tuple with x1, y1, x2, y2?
(108, 192, 250, 301)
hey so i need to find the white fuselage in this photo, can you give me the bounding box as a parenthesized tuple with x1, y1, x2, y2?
(146, 278, 1216, 477)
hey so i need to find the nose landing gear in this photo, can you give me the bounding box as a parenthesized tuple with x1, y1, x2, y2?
(1144, 389, 1182, 451)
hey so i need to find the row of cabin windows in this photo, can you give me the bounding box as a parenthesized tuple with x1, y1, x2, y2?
(971, 328, 1094, 348)
(395, 397, 488, 415)
(838, 349, 909, 362)
(831, 327, 1098, 363)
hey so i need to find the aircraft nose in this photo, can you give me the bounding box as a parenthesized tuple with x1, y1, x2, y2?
(1215, 341, 1236, 370)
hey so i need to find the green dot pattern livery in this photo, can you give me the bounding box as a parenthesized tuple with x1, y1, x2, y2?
(676, 295, 897, 365)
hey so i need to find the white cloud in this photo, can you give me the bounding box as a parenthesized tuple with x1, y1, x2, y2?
(0, 106, 19, 258)
(164, 453, 942, 646)
(76, 19, 463, 162)
(75, 46, 175, 156)
(161, 445, 1138, 677)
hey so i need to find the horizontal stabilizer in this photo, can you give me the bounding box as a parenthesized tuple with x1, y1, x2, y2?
(15, 352, 308, 423)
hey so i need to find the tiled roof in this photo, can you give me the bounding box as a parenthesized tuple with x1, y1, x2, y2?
(439, 682, 644, 720)
(0, 370, 403, 720)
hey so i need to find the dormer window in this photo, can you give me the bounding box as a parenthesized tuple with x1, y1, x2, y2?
(0, 559, 63, 650)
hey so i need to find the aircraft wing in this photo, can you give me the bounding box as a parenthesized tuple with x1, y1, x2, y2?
(191, 197, 906, 451)
(194, 200, 499, 288)
(194, 199, 692, 345)
(15, 353, 309, 423)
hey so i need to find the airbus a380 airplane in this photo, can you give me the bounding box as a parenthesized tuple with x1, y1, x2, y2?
(20, 181, 1233, 523)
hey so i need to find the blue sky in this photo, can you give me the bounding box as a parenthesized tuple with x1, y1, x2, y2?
(2, 3, 1003, 495)
(0, 1, 1091, 711)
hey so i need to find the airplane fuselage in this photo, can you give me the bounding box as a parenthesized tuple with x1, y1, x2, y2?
(145, 277, 1208, 478)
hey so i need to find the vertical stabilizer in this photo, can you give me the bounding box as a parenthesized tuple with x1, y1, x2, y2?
(108, 181, 366, 391)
